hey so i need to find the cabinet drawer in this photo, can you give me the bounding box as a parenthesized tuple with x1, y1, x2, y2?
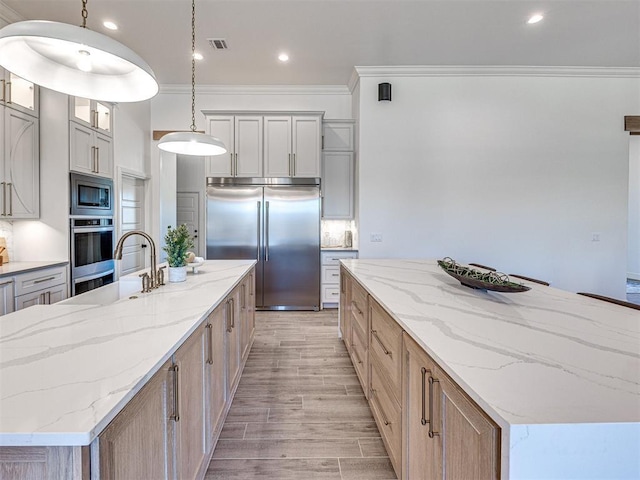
(322, 265, 341, 284)
(350, 318, 368, 396)
(350, 279, 368, 334)
(322, 286, 340, 303)
(321, 251, 358, 265)
(370, 356, 401, 473)
(15, 284, 68, 310)
(369, 300, 403, 403)
(14, 266, 67, 296)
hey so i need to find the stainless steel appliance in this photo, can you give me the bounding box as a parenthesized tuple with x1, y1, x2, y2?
(70, 217, 115, 295)
(206, 177, 320, 310)
(70, 172, 113, 217)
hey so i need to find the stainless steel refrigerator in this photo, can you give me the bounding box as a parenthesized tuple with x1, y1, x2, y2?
(206, 177, 320, 310)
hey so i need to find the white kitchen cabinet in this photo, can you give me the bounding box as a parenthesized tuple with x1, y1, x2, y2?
(323, 120, 354, 151)
(1, 107, 39, 219)
(0, 278, 15, 316)
(206, 115, 263, 177)
(69, 121, 113, 178)
(14, 265, 68, 310)
(264, 114, 322, 177)
(69, 96, 112, 136)
(321, 250, 357, 308)
(1, 69, 38, 117)
(322, 152, 354, 219)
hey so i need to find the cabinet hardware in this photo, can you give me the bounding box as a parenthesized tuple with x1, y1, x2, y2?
(256, 201, 261, 261)
(351, 300, 363, 316)
(94, 110, 99, 129)
(1, 182, 6, 216)
(321, 135, 324, 150)
(331, 273, 339, 278)
(288, 153, 292, 177)
(370, 388, 390, 426)
(206, 323, 214, 365)
(372, 330, 391, 356)
(90, 110, 96, 128)
(293, 153, 296, 176)
(351, 344, 363, 364)
(265, 201, 270, 261)
(230, 297, 235, 329)
(7, 183, 12, 216)
(421, 367, 428, 426)
(331, 291, 339, 296)
(428, 374, 440, 438)
(226, 299, 232, 332)
(170, 364, 180, 421)
(47, 291, 51, 304)
(340, 275, 344, 294)
(0, 79, 5, 102)
(241, 284, 246, 310)
(5, 81, 11, 103)
(34, 276, 56, 284)
(96, 147, 100, 173)
(230, 154, 234, 176)
(320, 196, 324, 217)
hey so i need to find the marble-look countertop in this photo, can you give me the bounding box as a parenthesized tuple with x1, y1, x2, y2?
(0, 261, 68, 278)
(0, 260, 255, 447)
(341, 259, 640, 479)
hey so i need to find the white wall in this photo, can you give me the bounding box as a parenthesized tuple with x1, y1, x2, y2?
(356, 72, 639, 298)
(629, 136, 640, 280)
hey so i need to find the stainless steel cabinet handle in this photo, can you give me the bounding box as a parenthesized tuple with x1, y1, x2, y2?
(241, 284, 246, 310)
(170, 364, 180, 421)
(293, 153, 296, 176)
(421, 367, 428, 426)
(91, 146, 96, 173)
(34, 276, 56, 284)
(331, 273, 339, 278)
(230, 153, 234, 176)
(340, 274, 345, 294)
(91, 109, 96, 128)
(5, 82, 11, 104)
(206, 323, 213, 365)
(372, 330, 391, 357)
(234, 153, 238, 176)
(256, 201, 261, 261)
(230, 297, 235, 329)
(370, 388, 390, 426)
(265, 201, 270, 262)
(96, 147, 100, 173)
(288, 153, 292, 176)
(94, 110, 99, 129)
(351, 343, 363, 365)
(47, 291, 51, 304)
(226, 299, 232, 332)
(7, 183, 12, 216)
(351, 300, 363, 316)
(1, 182, 6, 216)
(428, 374, 440, 438)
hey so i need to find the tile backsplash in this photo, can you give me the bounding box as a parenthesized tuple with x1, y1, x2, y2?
(0, 220, 13, 261)
(321, 219, 358, 249)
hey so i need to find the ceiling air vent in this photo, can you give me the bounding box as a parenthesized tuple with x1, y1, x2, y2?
(208, 38, 228, 50)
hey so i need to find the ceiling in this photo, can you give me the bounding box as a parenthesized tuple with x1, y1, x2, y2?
(2, 0, 639, 86)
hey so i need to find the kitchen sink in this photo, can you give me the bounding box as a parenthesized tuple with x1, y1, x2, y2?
(60, 277, 143, 305)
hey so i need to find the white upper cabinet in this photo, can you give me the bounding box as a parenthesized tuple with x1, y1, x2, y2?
(1, 69, 39, 118)
(69, 96, 112, 136)
(69, 122, 113, 178)
(207, 115, 263, 177)
(264, 114, 322, 177)
(322, 120, 354, 151)
(1, 107, 39, 219)
(322, 120, 355, 219)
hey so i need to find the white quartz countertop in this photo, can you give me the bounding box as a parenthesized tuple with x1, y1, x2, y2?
(0, 260, 255, 447)
(341, 259, 640, 478)
(0, 261, 68, 278)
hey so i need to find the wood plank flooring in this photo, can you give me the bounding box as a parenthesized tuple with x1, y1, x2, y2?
(205, 311, 397, 480)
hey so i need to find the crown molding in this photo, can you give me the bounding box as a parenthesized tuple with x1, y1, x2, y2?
(348, 68, 361, 93)
(159, 84, 351, 95)
(353, 65, 640, 78)
(0, 1, 24, 24)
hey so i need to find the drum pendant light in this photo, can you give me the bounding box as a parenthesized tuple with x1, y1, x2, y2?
(157, 0, 226, 156)
(0, 0, 158, 102)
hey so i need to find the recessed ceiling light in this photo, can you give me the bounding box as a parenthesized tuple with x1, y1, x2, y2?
(527, 13, 544, 24)
(103, 21, 118, 30)
(193, 52, 204, 60)
(278, 53, 289, 62)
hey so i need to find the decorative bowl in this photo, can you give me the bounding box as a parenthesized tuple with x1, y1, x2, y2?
(437, 257, 530, 293)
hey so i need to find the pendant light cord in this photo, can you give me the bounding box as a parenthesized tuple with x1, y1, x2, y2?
(190, 0, 197, 132)
(81, 0, 88, 28)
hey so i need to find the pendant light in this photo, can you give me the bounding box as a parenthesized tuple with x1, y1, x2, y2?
(0, 0, 158, 102)
(157, 0, 226, 157)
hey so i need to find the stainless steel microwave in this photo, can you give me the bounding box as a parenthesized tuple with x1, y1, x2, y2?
(70, 172, 114, 217)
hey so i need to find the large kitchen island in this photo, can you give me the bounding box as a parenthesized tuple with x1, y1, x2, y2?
(339, 259, 640, 480)
(0, 260, 256, 479)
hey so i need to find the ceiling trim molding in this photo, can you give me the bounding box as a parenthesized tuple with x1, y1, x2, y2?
(354, 65, 640, 78)
(159, 85, 351, 96)
(348, 69, 361, 93)
(0, 1, 24, 24)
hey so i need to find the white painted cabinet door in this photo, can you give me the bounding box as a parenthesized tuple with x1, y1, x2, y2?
(69, 121, 95, 175)
(2, 71, 38, 117)
(207, 115, 234, 176)
(3, 108, 39, 218)
(292, 115, 321, 177)
(95, 132, 113, 178)
(322, 151, 354, 219)
(264, 116, 292, 177)
(0, 279, 15, 316)
(234, 116, 263, 177)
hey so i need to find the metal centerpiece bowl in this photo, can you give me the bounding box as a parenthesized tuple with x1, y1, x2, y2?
(437, 257, 530, 293)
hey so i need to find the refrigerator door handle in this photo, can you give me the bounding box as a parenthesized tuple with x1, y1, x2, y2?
(257, 201, 261, 261)
(265, 200, 270, 262)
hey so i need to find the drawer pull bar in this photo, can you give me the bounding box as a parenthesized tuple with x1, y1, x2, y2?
(428, 374, 440, 438)
(351, 300, 363, 316)
(421, 367, 428, 426)
(206, 323, 213, 365)
(34, 276, 56, 284)
(351, 344, 363, 364)
(371, 330, 391, 357)
(170, 364, 180, 421)
(370, 388, 390, 426)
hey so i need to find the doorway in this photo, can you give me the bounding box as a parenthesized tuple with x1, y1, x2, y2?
(628, 135, 640, 304)
(120, 175, 146, 276)
(177, 192, 200, 256)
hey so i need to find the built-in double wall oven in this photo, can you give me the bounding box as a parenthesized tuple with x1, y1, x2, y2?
(70, 173, 115, 296)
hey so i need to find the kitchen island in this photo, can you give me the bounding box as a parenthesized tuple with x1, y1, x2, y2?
(340, 259, 640, 479)
(0, 260, 256, 479)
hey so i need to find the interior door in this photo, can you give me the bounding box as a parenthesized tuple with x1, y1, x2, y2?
(120, 176, 145, 276)
(262, 185, 320, 308)
(177, 192, 200, 256)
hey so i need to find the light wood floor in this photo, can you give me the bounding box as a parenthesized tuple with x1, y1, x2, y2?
(205, 310, 397, 480)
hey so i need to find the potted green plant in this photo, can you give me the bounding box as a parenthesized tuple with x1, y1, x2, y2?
(163, 224, 195, 282)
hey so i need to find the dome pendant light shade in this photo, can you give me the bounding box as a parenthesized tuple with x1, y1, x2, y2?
(158, 131, 227, 156)
(0, 20, 158, 102)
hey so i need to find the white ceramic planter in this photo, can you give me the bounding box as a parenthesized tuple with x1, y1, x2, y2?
(168, 266, 187, 282)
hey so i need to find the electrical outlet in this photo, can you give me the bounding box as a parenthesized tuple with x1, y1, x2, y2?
(370, 233, 383, 242)
(591, 232, 601, 242)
